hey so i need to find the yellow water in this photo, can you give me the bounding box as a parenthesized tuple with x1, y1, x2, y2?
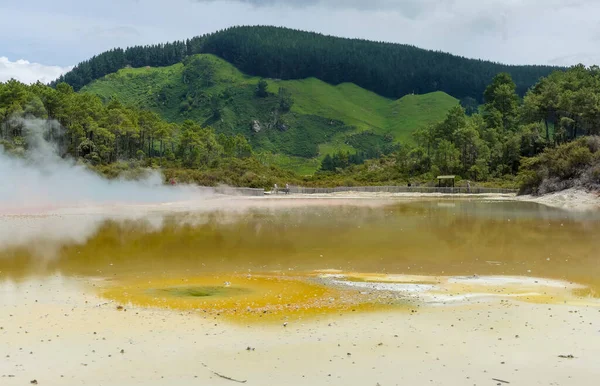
(100, 273, 390, 321)
(1, 199, 599, 320)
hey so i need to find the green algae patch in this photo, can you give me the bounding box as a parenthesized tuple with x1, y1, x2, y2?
(151, 286, 252, 298)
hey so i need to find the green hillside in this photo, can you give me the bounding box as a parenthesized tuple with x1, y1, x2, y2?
(56, 26, 557, 100)
(82, 54, 458, 174)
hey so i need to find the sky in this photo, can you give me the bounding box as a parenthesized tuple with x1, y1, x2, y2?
(2, 0, 600, 84)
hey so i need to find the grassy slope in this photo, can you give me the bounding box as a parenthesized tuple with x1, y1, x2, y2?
(82, 54, 458, 174)
(387, 92, 460, 142)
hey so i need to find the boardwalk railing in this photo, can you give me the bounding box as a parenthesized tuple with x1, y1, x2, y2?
(287, 185, 517, 195)
(199, 187, 265, 196)
(201, 185, 517, 197)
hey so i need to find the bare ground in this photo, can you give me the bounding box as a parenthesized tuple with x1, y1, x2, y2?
(516, 188, 600, 211)
(270, 189, 600, 211)
(1, 276, 599, 386)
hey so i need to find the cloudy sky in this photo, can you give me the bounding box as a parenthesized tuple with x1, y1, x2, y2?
(2, 0, 600, 83)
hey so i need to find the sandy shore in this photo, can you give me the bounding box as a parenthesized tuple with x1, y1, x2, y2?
(516, 188, 600, 211)
(268, 188, 600, 212)
(272, 191, 517, 200)
(1, 276, 599, 386)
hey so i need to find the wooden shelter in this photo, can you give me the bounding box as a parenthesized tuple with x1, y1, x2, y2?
(437, 175, 456, 187)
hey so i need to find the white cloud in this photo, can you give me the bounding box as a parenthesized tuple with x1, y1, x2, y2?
(0, 57, 73, 84)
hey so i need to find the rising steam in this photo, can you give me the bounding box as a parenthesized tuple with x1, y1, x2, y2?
(0, 118, 210, 214)
(0, 118, 226, 259)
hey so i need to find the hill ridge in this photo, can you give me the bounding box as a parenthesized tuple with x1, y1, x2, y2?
(55, 25, 559, 101)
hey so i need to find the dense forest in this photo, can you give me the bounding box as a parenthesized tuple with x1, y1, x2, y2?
(53, 26, 557, 101)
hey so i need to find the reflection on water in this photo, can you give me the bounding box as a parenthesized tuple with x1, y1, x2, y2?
(1, 199, 600, 317)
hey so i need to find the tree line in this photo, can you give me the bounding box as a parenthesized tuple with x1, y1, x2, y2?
(522, 64, 600, 142)
(0, 80, 254, 170)
(318, 64, 600, 190)
(53, 26, 557, 101)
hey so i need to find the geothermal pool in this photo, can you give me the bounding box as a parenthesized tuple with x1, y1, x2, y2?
(2, 197, 600, 385)
(2, 199, 599, 321)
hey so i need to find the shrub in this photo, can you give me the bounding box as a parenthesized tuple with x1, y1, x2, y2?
(517, 136, 600, 195)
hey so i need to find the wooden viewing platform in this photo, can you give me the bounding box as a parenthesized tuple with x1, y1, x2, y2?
(437, 175, 456, 187)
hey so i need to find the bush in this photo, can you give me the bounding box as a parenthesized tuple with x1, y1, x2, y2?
(517, 136, 600, 195)
(256, 79, 269, 98)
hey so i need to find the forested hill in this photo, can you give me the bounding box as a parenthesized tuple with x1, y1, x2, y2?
(80, 54, 459, 174)
(53, 26, 558, 101)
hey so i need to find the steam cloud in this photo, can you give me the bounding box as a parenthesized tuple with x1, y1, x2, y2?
(0, 118, 228, 259)
(0, 118, 210, 214)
